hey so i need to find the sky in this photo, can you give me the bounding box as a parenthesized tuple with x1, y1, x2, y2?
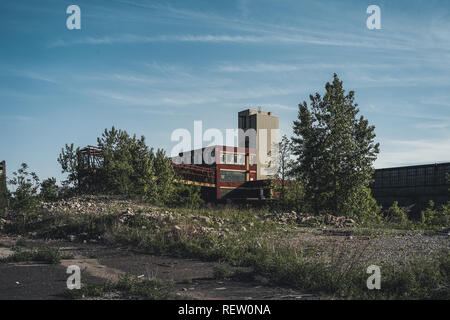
(1, 0, 450, 183)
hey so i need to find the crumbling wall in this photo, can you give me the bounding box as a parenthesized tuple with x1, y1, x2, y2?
(0, 161, 8, 212)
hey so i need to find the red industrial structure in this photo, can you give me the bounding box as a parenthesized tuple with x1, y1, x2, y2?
(80, 146, 103, 170)
(172, 145, 272, 201)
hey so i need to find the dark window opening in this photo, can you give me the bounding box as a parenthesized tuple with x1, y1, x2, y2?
(220, 170, 246, 182)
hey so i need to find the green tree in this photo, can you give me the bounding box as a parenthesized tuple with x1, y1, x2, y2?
(271, 135, 305, 211)
(283, 179, 304, 213)
(58, 143, 94, 193)
(96, 127, 135, 195)
(276, 135, 293, 201)
(170, 183, 203, 209)
(58, 127, 182, 205)
(292, 73, 380, 218)
(40, 177, 59, 202)
(128, 135, 157, 201)
(154, 148, 176, 204)
(8, 163, 40, 214)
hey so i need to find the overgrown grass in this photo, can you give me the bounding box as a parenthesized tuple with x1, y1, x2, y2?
(2, 206, 449, 299)
(3, 211, 119, 240)
(0, 247, 62, 264)
(65, 273, 175, 300)
(105, 223, 450, 299)
(213, 262, 232, 279)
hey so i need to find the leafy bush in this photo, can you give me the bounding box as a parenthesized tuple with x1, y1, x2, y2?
(8, 163, 40, 222)
(40, 177, 59, 202)
(421, 201, 450, 229)
(169, 183, 203, 209)
(384, 201, 409, 225)
(349, 187, 382, 224)
(58, 127, 195, 206)
(272, 178, 305, 212)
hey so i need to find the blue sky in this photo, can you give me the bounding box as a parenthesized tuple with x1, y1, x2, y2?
(1, 0, 450, 182)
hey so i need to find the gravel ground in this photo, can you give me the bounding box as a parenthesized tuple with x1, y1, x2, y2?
(278, 227, 450, 266)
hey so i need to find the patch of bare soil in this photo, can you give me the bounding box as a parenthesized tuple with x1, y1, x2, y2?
(60, 258, 124, 282)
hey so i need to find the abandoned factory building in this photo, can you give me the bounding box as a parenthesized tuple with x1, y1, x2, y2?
(171, 109, 449, 207)
(1, 109, 448, 209)
(171, 109, 279, 201)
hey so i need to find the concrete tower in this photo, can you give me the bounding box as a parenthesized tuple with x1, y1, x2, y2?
(238, 109, 279, 180)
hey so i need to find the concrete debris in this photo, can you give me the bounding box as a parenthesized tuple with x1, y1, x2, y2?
(36, 196, 358, 242)
(40, 195, 154, 216)
(198, 216, 211, 224)
(268, 212, 357, 228)
(0, 218, 10, 231)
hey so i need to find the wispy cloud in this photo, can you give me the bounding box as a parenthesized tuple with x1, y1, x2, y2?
(88, 82, 299, 108)
(362, 101, 450, 122)
(415, 122, 450, 130)
(375, 138, 450, 168)
(420, 97, 450, 108)
(216, 62, 395, 73)
(45, 0, 450, 64)
(10, 70, 58, 84)
(217, 63, 302, 73)
(224, 102, 297, 111)
(48, 32, 414, 50)
(115, 1, 418, 48)
(0, 115, 33, 122)
(89, 89, 220, 107)
(48, 34, 266, 47)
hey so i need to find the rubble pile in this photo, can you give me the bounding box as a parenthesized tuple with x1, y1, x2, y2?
(172, 224, 217, 236)
(38, 196, 357, 239)
(268, 211, 356, 228)
(116, 208, 229, 237)
(0, 218, 10, 231)
(40, 195, 153, 215)
(324, 214, 356, 228)
(117, 208, 177, 224)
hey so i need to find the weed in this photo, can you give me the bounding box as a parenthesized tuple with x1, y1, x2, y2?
(15, 238, 27, 247)
(213, 262, 231, 279)
(65, 273, 175, 300)
(0, 247, 61, 264)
